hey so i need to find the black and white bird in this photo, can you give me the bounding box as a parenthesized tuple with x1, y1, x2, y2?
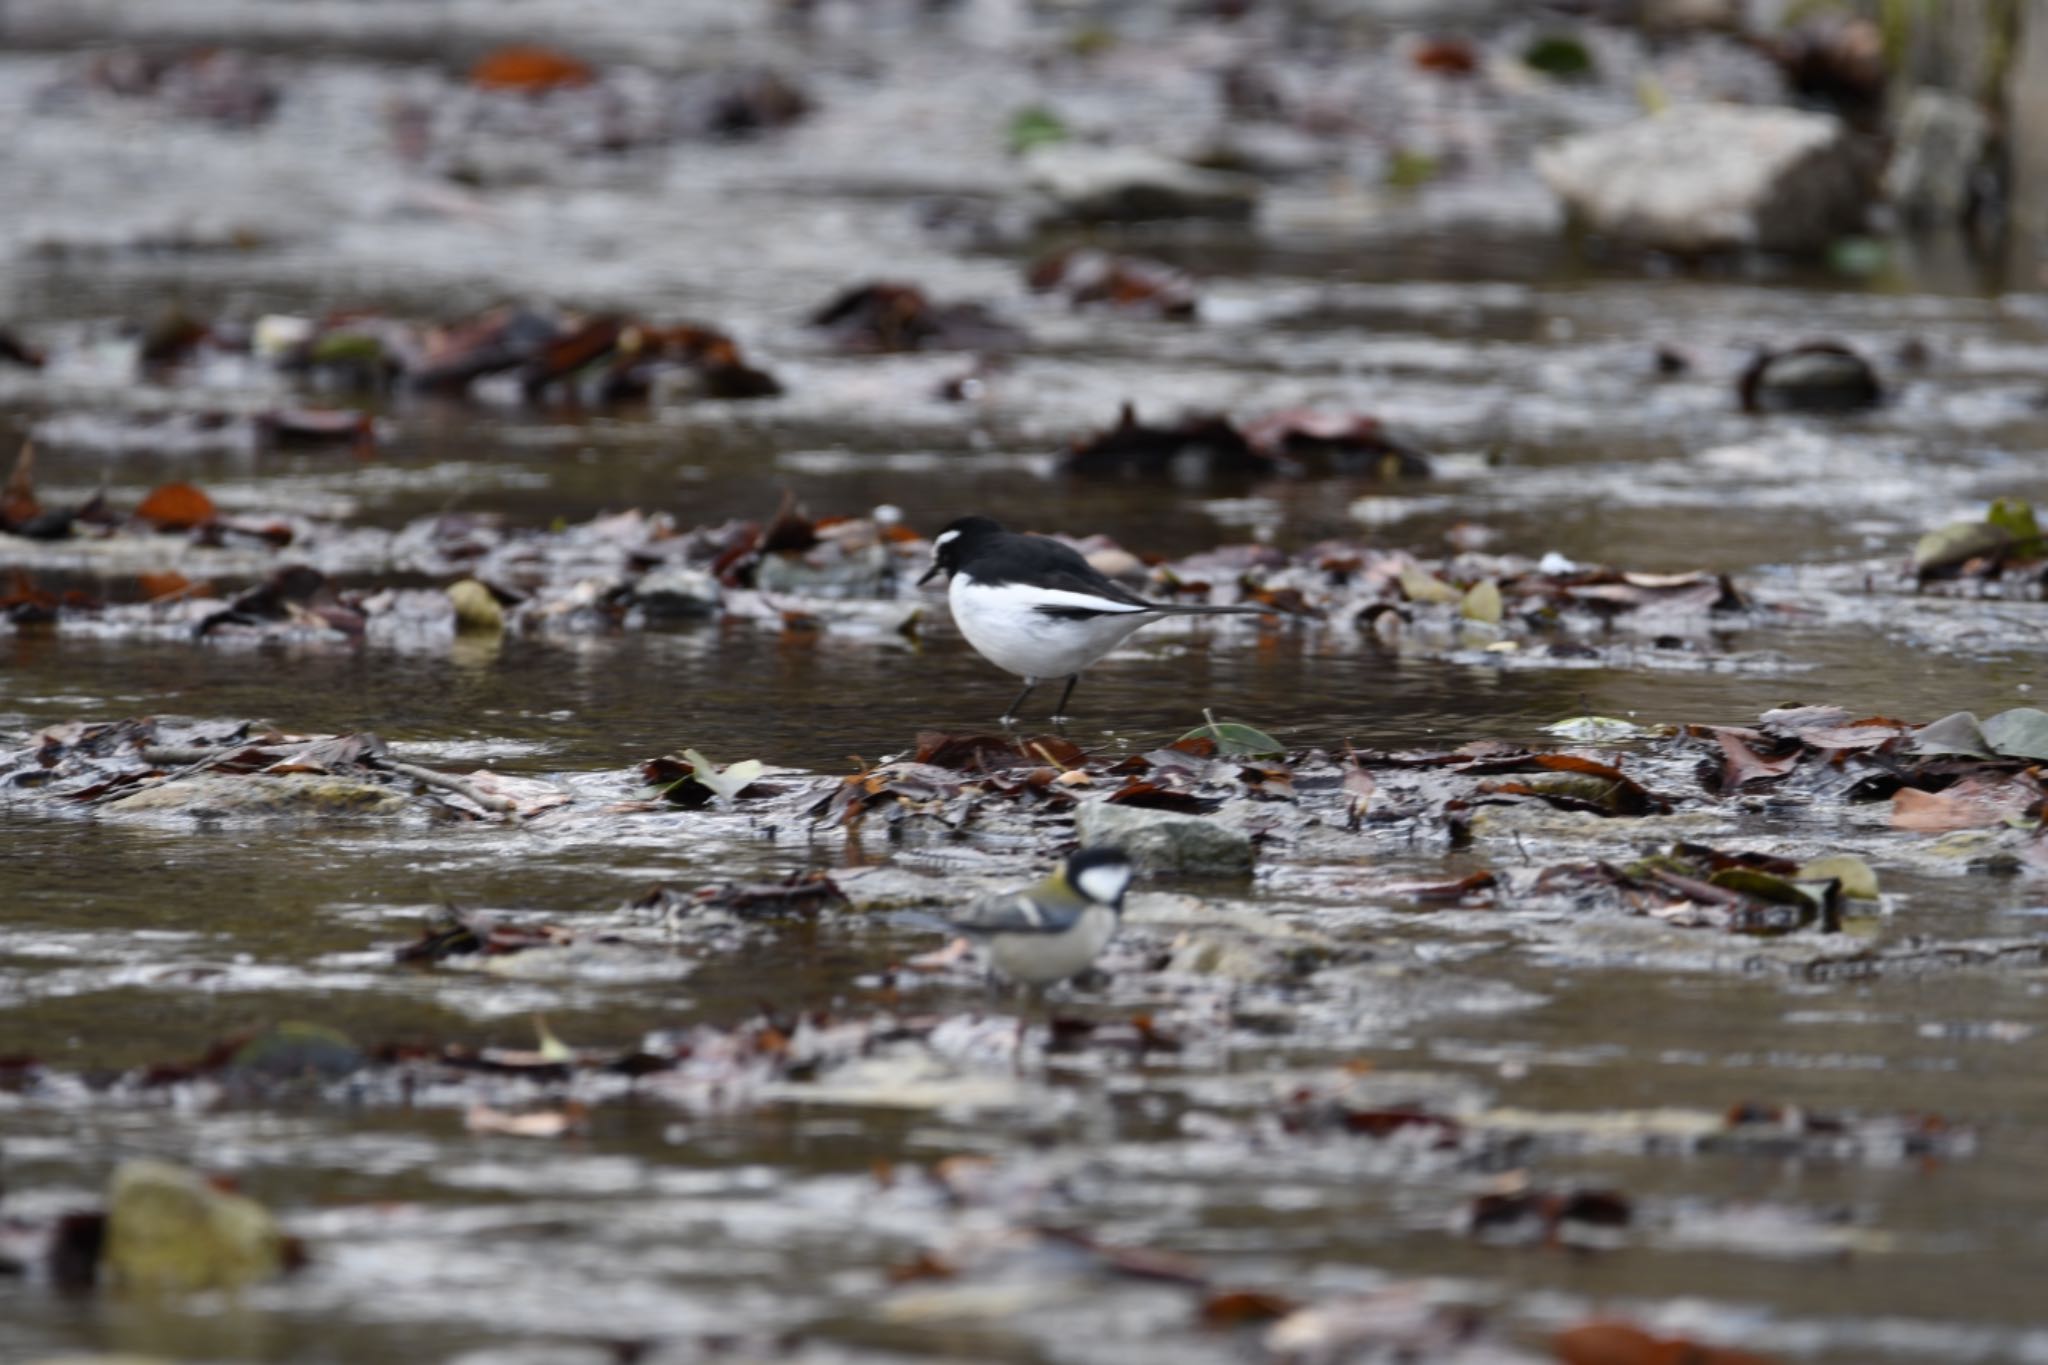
(919, 515, 1278, 722)
(910, 846, 1135, 989)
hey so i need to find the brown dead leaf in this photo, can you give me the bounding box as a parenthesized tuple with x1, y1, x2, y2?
(1201, 1289, 1300, 1325)
(135, 481, 217, 531)
(2, 441, 39, 527)
(1712, 727, 1801, 791)
(1891, 779, 2037, 833)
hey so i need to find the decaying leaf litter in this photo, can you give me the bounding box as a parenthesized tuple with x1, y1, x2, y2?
(7, 3, 2048, 1364)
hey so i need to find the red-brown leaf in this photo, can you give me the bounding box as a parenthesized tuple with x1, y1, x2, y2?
(135, 481, 217, 531)
(470, 46, 595, 91)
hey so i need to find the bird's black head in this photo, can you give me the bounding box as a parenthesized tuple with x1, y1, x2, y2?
(1065, 845, 1135, 909)
(918, 515, 1006, 586)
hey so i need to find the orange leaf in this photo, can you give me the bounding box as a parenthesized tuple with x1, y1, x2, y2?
(135, 482, 216, 531)
(470, 46, 594, 91)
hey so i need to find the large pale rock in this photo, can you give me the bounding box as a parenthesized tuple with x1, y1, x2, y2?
(1886, 89, 1990, 225)
(103, 772, 405, 819)
(1537, 104, 1870, 254)
(1074, 801, 1254, 875)
(1025, 145, 1259, 224)
(103, 1159, 286, 1293)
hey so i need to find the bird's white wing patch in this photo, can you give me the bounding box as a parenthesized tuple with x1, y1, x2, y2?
(960, 577, 1154, 616)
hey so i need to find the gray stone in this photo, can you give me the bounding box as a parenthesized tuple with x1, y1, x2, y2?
(632, 565, 723, 619)
(1536, 104, 1870, 254)
(1074, 801, 1254, 875)
(104, 772, 405, 819)
(1024, 145, 1260, 225)
(1886, 89, 1990, 226)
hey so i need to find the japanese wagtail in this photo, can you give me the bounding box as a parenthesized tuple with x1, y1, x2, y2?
(908, 846, 1134, 988)
(918, 515, 1280, 723)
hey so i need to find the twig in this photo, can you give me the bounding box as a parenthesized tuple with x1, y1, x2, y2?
(368, 756, 520, 816)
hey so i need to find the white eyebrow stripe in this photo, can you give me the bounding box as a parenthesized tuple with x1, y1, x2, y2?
(932, 529, 961, 550)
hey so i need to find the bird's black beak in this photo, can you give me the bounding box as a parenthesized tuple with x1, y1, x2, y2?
(918, 562, 942, 587)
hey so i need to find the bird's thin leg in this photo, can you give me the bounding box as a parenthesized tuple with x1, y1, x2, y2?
(1049, 674, 1080, 724)
(1000, 677, 1038, 727)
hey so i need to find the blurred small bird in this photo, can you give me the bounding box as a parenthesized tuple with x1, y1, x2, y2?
(909, 846, 1134, 989)
(919, 515, 1280, 723)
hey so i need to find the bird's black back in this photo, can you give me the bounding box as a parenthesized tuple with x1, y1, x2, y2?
(949, 522, 1155, 611)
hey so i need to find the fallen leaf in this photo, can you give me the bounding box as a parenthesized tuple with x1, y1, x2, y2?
(1177, 717, 1284, 758)
(1460, 579, 1503, 624)
(677, 748, 768, 803)
(470, 46, 595, 91)
(1797, 854, 1880, 901)
(1201, 1289, 1300, 1325)
(1984, 707, 2048, 762)
(465, 1101, 587, 1138)
(135, 482, 216, 531)
(1892, 780, 2038, 833)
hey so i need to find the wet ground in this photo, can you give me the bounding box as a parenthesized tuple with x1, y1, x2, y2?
(3, 3, 2048, 1363)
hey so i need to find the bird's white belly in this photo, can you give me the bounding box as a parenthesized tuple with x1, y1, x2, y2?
(985, 906, 1119, 985)
(949, 576, 1155, 679)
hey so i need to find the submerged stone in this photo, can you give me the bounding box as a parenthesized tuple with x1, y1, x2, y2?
(103, 772, 406, 819)
(103, 1159, 286, 1293)
(1025, 145, 1259, 224)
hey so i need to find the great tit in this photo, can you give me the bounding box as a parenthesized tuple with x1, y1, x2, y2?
(911, 846, 1134, 988)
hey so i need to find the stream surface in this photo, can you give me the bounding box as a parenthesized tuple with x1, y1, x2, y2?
(3, 3, 2048, 1364)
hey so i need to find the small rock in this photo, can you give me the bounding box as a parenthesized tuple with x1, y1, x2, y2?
(103, 773, 406, 819)
(1885, 88, 1990, 227)
(631, 565, 722, 619)
(446, 578, 505, 633)
(1738, 342, 1882, 414)
(228, 1022, 365, 1084)
(103, 1158, 286, 1293)
(1537, 104, 1871, 255)
(1075, 801, 1254, 875)
(1025, 145, 1259, 224)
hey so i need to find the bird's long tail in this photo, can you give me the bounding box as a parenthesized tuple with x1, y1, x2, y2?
(1153, 602, 1296, 618)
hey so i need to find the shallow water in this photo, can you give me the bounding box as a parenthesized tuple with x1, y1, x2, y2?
(4, 3, 2048, 1363)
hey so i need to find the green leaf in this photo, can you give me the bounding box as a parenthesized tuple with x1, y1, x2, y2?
(1983, 707, 2048, 761)
(1179, 717, 1285, 758)
(1007, 105, 1068, 155)
(1987, 498, 2043, 556)
(1909, 711, 1993, 758)
(1460, 579, 1503, 624)
(682, 748, 766, 801)
(1523, 33, 1595, 80)
(1385, 149, 1439, 190)
(1912, 520, 2010, 574)
(1796, 854, 1880, 901)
